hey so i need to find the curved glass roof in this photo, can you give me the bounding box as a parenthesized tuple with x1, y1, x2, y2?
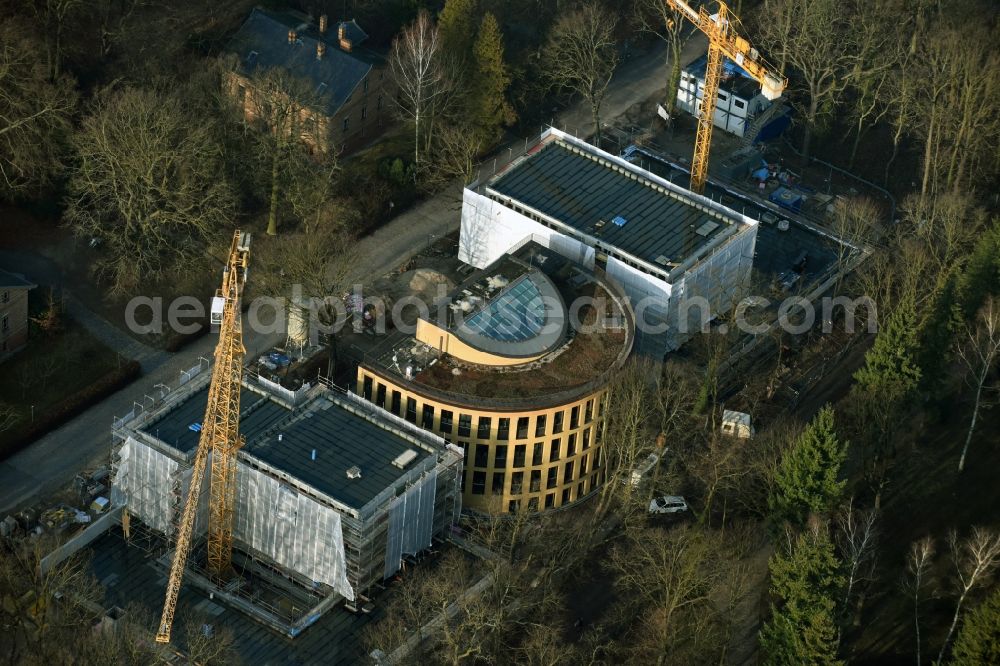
(463, 275, 546, 342)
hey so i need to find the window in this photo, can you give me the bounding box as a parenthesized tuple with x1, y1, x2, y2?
(405, 397, 416, 423)
(547, 467, 558, 489)
(458, 414, 472, 437)
(553, 411, 564, 434)
(361, 105, 367, 120)
(549, 438, 561, 462)
(528, 497, 539, 512)
(734, 98, 746, 109)
(532, 442, 544, 466)
(508, 499, 520, 513)
(568, 434, 577, 457)
(497, 418, 510, 440)
(578, 481, 585, 497)
(459, 442, 469, 465)
(477, 417, 492, 439)
(377, 95, 384, 110)
(535, 415, 547, 437)
(516, 417, 529, 440)
(530, 470, 541, 492)
(718, 91, 729, 102)
(342, 116, 349, 132)
(585, 400, 594, 423)
(570, 406, 580, 429)
(545, 493, 554, 508)
(460, 470, 466, 492)
(472, 471, 486, 495)
(598, 396, 605, 417)
(583, 428, 591, 450)
(581, 453, 589, 474)
(564, 460, 575, 483)
(362, 375, 373, 400)
(562, 488, 571, 505)
(375, 383, 386, 408)
(421, 404, 434, 428)
(475, 444, 489, 468)
(440, 410, 454, 434)
(390, 391, 401, 416)
(494, 445, 508, 468)
(511, 471, 524, 493)
(513, 444, 526, 467)
(492, 472, 505, 493)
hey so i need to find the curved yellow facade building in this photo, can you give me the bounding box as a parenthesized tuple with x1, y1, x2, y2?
(354, 241, 634, 514)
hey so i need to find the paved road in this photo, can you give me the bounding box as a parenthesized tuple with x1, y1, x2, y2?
(0, 35, 709, 515)
(348, 35, 708, 284)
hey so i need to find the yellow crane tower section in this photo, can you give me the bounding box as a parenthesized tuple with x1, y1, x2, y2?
(155, 230, 251, 644)
(664, 0, 786, 193)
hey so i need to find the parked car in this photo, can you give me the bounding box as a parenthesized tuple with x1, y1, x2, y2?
(648, 496, 688, 515)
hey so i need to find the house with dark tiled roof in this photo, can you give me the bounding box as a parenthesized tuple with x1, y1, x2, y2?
(0, 268, 36, 361)
(225, 8, 394, 154)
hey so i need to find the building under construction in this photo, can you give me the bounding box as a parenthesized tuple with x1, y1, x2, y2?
(108, 366, 462, 638)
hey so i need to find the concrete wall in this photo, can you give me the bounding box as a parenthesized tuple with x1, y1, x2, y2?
(458, 188, 594, 269)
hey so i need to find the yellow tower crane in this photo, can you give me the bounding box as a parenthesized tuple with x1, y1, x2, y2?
(155, 230, 251, 644)
(664, 0, 786, 193)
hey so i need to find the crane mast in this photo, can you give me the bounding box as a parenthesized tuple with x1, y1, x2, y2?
(664, 0, 785, 193)
(155, 230, 251, 644)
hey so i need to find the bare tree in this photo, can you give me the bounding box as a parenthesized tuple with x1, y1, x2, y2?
(241, 66, 330, 236)
(27, 0, 84, 80)
(390, 10, 448, 171)
(955, 297, 1000, 472)
(0, 20, 76, 200)
(635, 0, 693, 116)
(937, 528, 1000, 665)
(836, 498, 879, 622)
(906, 536, 935, 666)
(65, 84, 234, 294)
(0, 403, 21, 433)
(542, 1, 619, 144)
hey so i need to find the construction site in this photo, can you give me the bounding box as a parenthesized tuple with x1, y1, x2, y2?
(0, 0, 905, 662)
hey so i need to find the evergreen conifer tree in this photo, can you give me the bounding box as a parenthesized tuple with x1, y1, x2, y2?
(470, 13, 515, 145)
(770, 406, 848, 527)
(760, 523, 845, 665)
(951, 586, 1000, 665)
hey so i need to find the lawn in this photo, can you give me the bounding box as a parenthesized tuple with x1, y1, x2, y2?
(0, 319, 122, 452)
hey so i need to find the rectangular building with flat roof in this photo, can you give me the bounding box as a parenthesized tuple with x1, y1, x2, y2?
(111, 368, 462, 633)
(459, 128, 759, 355)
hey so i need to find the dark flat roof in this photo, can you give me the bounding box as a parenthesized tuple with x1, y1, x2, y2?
(489, 141, 733, 268)
(143, 386, 291, 455)
(685, 54, 763, 101)
(243, 397, 431, 511)
(89, 530, 375, 665)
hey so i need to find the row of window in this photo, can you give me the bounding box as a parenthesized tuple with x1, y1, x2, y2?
(506, 472, 601, 512)
(361, 375, 602, 441)
(458, 430, 598, 472)
(464, 464, 603, 501)
(341, 95, 384, 132)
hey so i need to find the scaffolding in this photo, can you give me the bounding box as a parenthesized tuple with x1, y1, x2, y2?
(109, 373, 463, 637)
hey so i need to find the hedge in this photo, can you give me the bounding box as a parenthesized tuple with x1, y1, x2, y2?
(0, 360, 142, 460)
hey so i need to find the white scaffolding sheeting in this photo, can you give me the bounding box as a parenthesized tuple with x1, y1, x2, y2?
(383, 469, 438, 580)
(111, 437, 179, 534)
(234, 464, 354, 600)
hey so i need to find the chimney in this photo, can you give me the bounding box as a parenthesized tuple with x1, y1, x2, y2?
(317, 41, 326, 59)
(319, 14, 328, 34)
(287, 29, 296, 44)
(338, 24, 353, 52)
